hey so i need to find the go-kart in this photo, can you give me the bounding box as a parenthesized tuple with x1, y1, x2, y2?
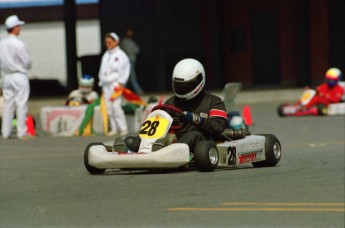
(84, 104, 282, 174)
(278, 86, 345, 117)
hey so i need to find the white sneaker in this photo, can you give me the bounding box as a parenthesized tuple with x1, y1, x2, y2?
(108, 130, 118, 136)
(119, 130, 129, 136)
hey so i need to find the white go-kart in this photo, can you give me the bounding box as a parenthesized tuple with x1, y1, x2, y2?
(84, 104, 282, 174)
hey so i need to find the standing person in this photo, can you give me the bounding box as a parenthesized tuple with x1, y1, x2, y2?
(98, 32, 130, 136)
(0, 15, 33, 140)
(120, 28, 144, 95)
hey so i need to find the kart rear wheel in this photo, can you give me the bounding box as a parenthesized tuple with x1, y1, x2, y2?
(317, 104, 327, 115)
(252, 134, 281, 167)
(194, 141, 219, 172)
(84, 142, 106, 174)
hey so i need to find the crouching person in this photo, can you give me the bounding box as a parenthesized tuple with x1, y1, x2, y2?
(66, 74, 98, 106)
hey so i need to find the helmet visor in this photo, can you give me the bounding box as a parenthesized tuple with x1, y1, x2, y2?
(173, 73, 203, 96)
(326, 78, 337, 87)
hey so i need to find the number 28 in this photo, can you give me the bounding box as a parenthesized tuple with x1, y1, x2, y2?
(139, 120, 160, 136)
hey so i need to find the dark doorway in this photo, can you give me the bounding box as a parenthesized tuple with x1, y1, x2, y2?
(99, 0, 203, 92)
(251, 9, 280, 85)
(328, 0, 345, 73)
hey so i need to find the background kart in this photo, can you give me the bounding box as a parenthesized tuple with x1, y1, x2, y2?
(84, 104, 282, 174)
(278, 83, 345, 117)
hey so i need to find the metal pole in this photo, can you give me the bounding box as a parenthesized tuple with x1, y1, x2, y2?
(63, 0, 78, 92)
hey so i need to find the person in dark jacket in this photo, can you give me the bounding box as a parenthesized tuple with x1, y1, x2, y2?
(164, 58, 227, 152)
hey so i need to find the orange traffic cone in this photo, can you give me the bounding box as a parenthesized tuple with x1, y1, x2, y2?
(242, 105, 253, 126)
(26, 115, 36, 136)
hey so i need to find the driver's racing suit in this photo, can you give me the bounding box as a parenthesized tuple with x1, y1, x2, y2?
(304, 83, 344, 108)
(164, 91, 227, 153)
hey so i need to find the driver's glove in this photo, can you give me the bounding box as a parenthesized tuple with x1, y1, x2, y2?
(179, 111, 204, 125)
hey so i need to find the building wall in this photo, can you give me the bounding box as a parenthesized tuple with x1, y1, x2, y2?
(99, 0, 204, 92)
(1, 0, 343, 93)
(309, 0, 330, 85)
(217, 0, 343, 88)
(0, 20, 101, 86)
(221, 0, 302, 87)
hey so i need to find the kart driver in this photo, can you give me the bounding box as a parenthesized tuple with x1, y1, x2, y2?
(304, 68, 344, 108)
(117, 58, 228, 153)
(164, 58, 228, 153)
(66, 74, 99, 106)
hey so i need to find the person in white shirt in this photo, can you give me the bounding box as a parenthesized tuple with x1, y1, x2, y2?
(0, 15, 33, 140)
(98, 32, 130, 136)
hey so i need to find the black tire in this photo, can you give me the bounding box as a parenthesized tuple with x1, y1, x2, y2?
(194, 141, 219, 172)
(252, 134, 282, 167)
(277, 104, 286, 117)
(84, 142, 106, 174)
(317, 104, 327, 116)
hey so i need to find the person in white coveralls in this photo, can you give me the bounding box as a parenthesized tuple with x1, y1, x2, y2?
(98, 32, 130, 136)
(0, 15, 33, 140)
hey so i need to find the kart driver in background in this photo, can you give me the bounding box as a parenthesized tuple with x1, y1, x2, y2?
(164, 58, 228, 153)
(66, 74, 99, 106)
(304, 68, 344, 108)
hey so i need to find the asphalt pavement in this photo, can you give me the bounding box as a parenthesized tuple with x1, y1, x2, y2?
(1, 101, 344, 227)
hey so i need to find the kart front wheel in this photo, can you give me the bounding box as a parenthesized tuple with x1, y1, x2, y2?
(277, 104, 286, 117)
(194, 141, 219, 172)
(252, 134, 281, 167)
(84, 142, 106, 174)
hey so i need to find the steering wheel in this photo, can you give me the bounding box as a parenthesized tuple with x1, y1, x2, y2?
(151, 104, 185, 131)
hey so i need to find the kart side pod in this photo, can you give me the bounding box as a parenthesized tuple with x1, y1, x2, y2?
(216, 134, 281, 167)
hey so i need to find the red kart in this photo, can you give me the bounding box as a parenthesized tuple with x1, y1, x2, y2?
(278, 87, 345, 117)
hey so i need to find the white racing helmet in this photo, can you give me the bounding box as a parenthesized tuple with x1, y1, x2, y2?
(79, 74, 94, 92)
(230, 116, 244, 130)
(172, 58, 205, 100)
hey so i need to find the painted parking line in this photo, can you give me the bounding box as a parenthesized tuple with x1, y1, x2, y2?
(168, 202, 345, 213)
(284, 141, 345, 148)
(0, 153, 81, 160)
(168, 207, 344, 212)
(222, 202, 345, 206)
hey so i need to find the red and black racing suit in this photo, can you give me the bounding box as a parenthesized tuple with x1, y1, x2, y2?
(165, 91, 227, 153)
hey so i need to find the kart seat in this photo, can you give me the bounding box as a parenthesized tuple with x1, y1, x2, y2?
(338, 81, 345, 102)
(222, 83, 242, 112)
(219, 128, 248, 141)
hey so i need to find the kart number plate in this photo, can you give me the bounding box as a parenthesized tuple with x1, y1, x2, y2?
(300, 92, 312, 102)
(139, 115, 170, 139)
(299, 89, 316, 106)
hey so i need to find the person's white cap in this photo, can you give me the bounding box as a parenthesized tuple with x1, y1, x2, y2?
(108, 32, 120, 42)
(5, 15, 25, 29)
